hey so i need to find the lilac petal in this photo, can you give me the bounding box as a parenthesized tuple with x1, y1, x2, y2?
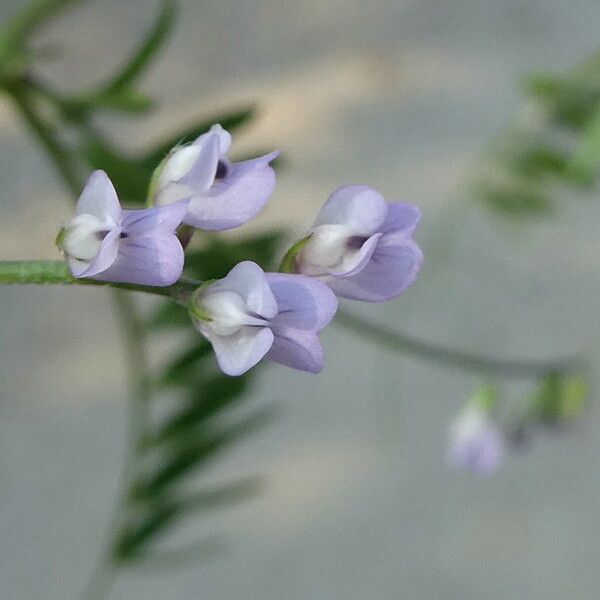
(209, 326, 274, 376)
(194, 124, 232, 157)
(381, 202, 422, 238)
(69, 228, 121, 278)
(232, 151, 280, 172)
(448, 418, 505, 474)
(93, 234, 184, 286)
(178, 133, 220, 192)
(121, 201, 188, 236)
(328, 232, 382, 277)
(266, 273, 338, 330)
(267, 326, 325, 373)
(326, 239, 423, 301)
(314, 185, 388, 236)
(208, 261, 278, 319)
(184, 152, 279, 231)
(76, 170, 121, 225)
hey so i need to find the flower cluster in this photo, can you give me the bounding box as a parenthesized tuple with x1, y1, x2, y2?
(59, 124, 423, 375)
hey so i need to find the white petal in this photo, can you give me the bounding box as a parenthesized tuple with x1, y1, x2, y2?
(158, 145, 203, 187)
(200, 291, 269, 336)
(206, 261, 278, 319)
(300, 224, 353, 270)
(63, 214, 109, 261)
(205, 326, 274, 376)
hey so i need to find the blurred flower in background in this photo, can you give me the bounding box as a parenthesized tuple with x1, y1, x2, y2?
(448, 386, 505, 474)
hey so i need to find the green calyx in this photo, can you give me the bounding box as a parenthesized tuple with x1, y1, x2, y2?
(278, 235, 311, 274)
(55, 226, 66, 251)
(470, 384, 498, 413)
(146, 155, 168, 207)
(188, 281, 216, 323)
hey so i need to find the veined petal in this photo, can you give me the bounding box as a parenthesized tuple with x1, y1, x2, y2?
(206, 326, 274, 376)
(178, 133, 220, 192)
(76, 170, 121, 225)
(267, 327, 325, 374)
(381, 202, 422, 237)
(121, 201, 188, 235)
(266, 273, 338, 330)
(69, 228, 121, 278)
(314, 185, 388, 236)
(94, 234, 184, 286)
(184, 151, 278, 231)
(207, 261, 278, 319)
(194, 124, 232, 156)
(326, 239, 423, 301)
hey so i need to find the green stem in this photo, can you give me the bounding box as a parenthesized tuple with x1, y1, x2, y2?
(0, 0, 83, 48)
(6, 84, 83, 194)
(0, 75, 173, 600)
(0, 260, 196, 301)
(335, 309, 582, 379)
(78, 291, 154, 600)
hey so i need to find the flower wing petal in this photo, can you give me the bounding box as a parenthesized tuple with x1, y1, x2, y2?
(267, 327, 325, 374)
(326, 239, 423, 301)
(381, 202, 422, 238)
(93, 234, 184, 286)
(121, 201, 188, 236)
(184, 152, 278, 231)
(266, 273, 338, 330)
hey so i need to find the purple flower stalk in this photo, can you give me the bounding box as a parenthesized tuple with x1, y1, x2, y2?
(295, 185, 423, 301)
(189, 261, 338, 376)
(153, 124, 279, 231)
(62, 170, 187, 286)
(447, 406, 505, 474)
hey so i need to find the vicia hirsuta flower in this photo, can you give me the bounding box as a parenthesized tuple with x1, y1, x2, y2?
(189, 261, 338, 376)
(61, 170, 187, 286)
(291, 185, 423, 302)
(447, 400, 505, 474)
(153, 123, 279, 231)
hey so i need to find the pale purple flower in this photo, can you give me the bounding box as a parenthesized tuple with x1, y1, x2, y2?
(153, 123, 279, 231)
(296, 185, 423, 301)
(447, 407, 505, 474)
(190, 261, 338, 376)
(63, 170, 187, 286)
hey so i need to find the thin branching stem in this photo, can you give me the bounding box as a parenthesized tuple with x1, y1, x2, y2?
(0, 0, 84, 58)
(0, 260, 196, 301)
(1, 76, 163, 600)
(335, 309, 583, 379)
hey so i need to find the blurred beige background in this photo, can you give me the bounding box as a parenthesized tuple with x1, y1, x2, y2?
(2, 0, 600, 598)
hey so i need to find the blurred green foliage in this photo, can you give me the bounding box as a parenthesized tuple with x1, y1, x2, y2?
(529, 372, 588, 425)
(112, 230, 284, 563)
(470, 52, 600, 216)
(0, 0, 595, 585)
(0, 0, 287, 569)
